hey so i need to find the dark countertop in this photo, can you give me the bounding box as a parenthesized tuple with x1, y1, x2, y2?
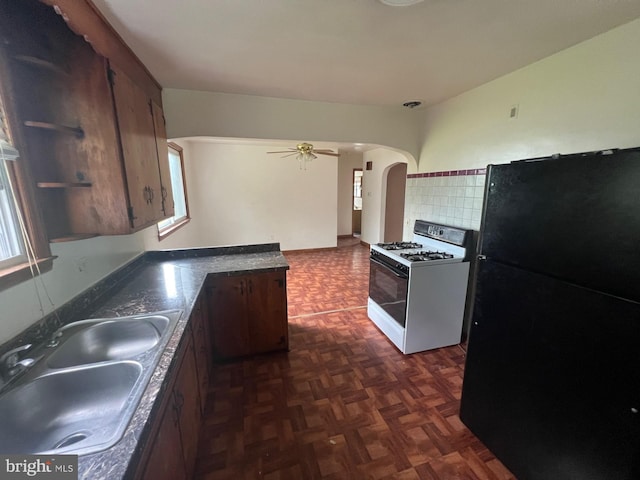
(2, 244, 289, 480)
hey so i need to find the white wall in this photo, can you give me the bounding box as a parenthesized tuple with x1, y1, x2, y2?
(417, 18, 640, 172)
(144, 140, 338, 251)
(162, 89, 420, 168)
(0, 233, 145, 344)
(5, 18, 639, 345)
(337, 151, 363, 236)
(361, 148, 408, 245)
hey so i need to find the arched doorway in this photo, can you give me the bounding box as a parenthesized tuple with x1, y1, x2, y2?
(383, 163, 407, 242)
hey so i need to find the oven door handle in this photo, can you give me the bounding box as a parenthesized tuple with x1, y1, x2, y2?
(370, 256, 409, 279)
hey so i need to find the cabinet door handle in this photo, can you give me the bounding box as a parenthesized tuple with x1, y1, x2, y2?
(171, 399, 180, 426)
(175, 391, 185, 412)
(161, 186, 168, 200)
(248, 279, 253, 294)
(143, 185, 154, 204)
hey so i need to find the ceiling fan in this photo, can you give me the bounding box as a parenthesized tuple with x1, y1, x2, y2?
(267, 142, 339, 169)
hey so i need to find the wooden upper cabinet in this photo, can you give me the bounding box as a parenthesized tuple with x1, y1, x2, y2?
(0, 0, 172, 241)
(151, 101, 174, 218)
(109, 63, 165, 230)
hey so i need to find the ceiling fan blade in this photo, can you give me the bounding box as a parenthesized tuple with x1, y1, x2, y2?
(315, 151, 340, 157)
(267, 150, 296, 154)
(281, 152, 299, 158)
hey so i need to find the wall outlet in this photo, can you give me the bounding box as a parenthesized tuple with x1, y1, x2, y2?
(509, 104, 519, 119)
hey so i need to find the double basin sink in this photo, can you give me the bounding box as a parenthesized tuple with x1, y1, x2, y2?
(0, 310, 181, 456)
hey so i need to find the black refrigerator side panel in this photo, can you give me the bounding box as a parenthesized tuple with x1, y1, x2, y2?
(460, 259, 640, 480)
(480, 149, 640, 302)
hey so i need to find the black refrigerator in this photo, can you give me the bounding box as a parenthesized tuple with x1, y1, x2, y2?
(459, 148, 640, 480)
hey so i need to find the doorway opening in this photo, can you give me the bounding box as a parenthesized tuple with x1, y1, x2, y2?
(352, 169, 363, 236)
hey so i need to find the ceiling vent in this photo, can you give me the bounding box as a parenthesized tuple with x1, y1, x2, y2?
(402, 101, 422, 109)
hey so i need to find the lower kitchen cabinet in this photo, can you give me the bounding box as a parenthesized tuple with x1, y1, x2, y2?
(191, 292, 212, 414)
(206, 270, 288, 360)
(136, 330, 202, 480)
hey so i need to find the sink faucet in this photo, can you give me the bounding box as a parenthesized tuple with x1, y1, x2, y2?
(47, 330, 63, 348)
(0, 344, 34, 381)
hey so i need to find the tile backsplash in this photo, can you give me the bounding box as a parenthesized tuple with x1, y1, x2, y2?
(403, 169, 486, 239)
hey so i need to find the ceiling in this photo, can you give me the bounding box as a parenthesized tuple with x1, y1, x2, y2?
(91, 0, 640, 108)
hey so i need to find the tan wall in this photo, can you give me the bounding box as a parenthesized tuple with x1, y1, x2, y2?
(417, 18, 640, 172)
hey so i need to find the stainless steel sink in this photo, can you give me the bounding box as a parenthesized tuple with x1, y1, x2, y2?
(47, 315, 171, 368)
(0, 361, 142, 455)
(0, 310, 182, 456)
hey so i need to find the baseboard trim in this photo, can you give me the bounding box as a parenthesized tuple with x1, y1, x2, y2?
(282, 246, 337, 254)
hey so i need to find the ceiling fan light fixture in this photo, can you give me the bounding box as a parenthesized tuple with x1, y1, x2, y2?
(378, 0, 424, 6)
(267, 142, 339, 170)
(296, 142, 315, 170)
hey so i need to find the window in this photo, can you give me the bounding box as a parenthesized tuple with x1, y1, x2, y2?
(157, 142, 189, 239)
(0, 84, 53, 290)
(0, 154, 26, 270)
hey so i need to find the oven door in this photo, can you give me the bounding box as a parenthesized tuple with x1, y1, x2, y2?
(369, 254, 409, 327)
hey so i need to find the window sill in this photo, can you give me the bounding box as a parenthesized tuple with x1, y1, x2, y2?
(158, 217, 190, 241)
(0, 256, 56, 291)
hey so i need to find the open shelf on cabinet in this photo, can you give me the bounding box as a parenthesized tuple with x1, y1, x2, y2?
(37, 182, 92, 188)
(12, 55, 70, 77)
(49, 233, 99, 243)
(24, 121, 84, 138)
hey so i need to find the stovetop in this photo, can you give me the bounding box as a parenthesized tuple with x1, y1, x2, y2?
(400, 251, 454, 262)
(376, 241, 423, 251)
(371, 221, 473, 268)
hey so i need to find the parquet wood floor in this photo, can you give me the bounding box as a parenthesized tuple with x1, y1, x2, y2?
(194, 237, 515, 480)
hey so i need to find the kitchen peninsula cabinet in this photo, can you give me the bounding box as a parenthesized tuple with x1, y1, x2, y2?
(206, 271, 289, 360)
(137, 330, 201, 480)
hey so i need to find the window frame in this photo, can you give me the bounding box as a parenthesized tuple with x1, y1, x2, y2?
(0, 159, 55, 290)
(157, 142, 190, 240)
(0, 156, 28, 270)
(0, 59, 54, 291)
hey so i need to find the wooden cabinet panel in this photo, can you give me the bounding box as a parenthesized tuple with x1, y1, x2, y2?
(174, 337, 201, 480)
(207, 271, 288, 360)
(247, 271, 289, 354)
(137, 331, 204, 480)
(207, 276, 251, 359)
(109, 63, 163, 229)
(192, 295, 212, 414)
(140, 399, 186, 480)
(151, 101, 174, 218)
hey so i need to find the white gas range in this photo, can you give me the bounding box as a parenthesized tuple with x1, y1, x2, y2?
(367, 220, 473, 354)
